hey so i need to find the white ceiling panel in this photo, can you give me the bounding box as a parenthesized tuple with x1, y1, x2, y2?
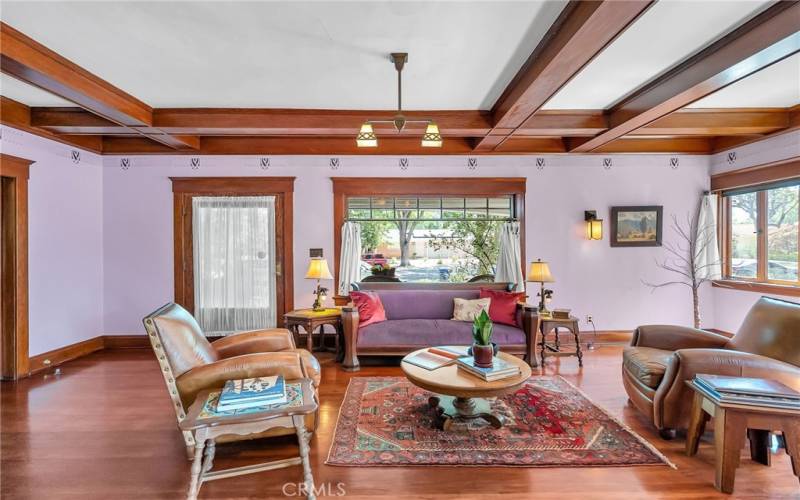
(688, 53, 800, 108)
(0, 74, 75, 107)
(0, 1, 566, 110)
(542, 0, 772, 110)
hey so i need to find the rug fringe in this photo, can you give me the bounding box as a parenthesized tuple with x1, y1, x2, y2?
(555, 376, 677, 469)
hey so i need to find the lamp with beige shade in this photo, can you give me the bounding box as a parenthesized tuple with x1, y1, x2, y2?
(527, 259, 554, 315)
(305, 257, 333, 311)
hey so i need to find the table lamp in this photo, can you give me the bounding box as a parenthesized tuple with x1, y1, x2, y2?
(305, 257, 333, 311)
(527, 259, 555, 315)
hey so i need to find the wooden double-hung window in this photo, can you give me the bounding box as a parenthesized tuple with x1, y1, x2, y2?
(715, 160, 799, 293)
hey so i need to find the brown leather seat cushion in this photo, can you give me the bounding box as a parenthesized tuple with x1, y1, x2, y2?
(623, 346, 674, 389)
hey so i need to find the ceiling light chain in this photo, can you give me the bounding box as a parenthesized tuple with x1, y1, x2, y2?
(356, 52, 442, 148)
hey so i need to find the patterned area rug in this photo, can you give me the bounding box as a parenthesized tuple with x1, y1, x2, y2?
(326, 376, 673, 467)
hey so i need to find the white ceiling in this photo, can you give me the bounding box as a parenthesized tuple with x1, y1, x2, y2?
(542, 0, 773, 110)
(0, 74, 74, 106)
(0, 1, 566, 110)
(687, 52, 800, 108)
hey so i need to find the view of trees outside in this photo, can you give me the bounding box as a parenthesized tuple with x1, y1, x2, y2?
(358, 219, 503, 282)
(730, 185, 798, 281)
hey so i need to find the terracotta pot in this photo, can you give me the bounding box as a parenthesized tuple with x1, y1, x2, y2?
(472, 343, 494, 368)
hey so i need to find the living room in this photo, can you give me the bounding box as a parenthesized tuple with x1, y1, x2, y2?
(1, 1, 799, 498)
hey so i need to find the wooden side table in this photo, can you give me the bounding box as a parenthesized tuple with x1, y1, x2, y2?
(539, 316, 582, 367)
(685, 380, 800, 494)
(180, 379, 319, 500)
(284, 308, 343, 360)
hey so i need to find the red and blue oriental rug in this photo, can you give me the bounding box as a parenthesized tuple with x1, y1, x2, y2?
(326, 376, 673, 467)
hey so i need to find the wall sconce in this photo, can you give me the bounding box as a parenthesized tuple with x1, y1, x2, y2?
(585, 211, 603, 240)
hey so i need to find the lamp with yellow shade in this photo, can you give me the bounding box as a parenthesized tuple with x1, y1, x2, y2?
(305, 257, 334, 311)
(527, 259, 555, 315)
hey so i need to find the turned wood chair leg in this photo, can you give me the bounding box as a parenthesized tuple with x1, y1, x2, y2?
(187, 440, 205, 500)
(293, 415, 316, 500)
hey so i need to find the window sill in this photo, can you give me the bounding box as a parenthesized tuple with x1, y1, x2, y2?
(712, 280, 800, 297)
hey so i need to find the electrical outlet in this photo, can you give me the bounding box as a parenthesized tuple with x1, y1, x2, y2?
(586, 315, 593, 323)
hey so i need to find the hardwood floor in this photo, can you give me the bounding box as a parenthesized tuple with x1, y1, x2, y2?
(2, 346, 799, 499)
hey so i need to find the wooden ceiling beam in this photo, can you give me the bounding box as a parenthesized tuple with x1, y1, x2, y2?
(571, 1, 800, 152)
(0, 96, 103, 153)
(1, 22, 199, 150)
(474, 0, 654, 151)
(632, 109, 790, 136)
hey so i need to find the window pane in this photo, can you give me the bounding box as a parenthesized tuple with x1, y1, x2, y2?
(729, 192, 758, 279)
(767, 185, 799, 281)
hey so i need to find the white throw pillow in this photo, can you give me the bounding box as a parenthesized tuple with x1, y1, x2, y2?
(452, 297, 491, 322)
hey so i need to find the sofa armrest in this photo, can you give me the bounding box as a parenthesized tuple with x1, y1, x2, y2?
(211, 328, 296, 358)
(520, 305, 539, 367)
(632, 325, 729, 351)
(341, 306, 360, 371)
(654, 348, 800, 429)
(176, 351, 308, 408)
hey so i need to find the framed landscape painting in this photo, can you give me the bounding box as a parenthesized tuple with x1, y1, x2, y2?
(610, 206, 663, 247)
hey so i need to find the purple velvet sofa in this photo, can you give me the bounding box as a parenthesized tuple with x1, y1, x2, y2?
(340, 282, 538, 371)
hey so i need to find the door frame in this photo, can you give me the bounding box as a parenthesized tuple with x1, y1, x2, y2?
(171, 177, 295, 327)
(1, 154, 32, 380)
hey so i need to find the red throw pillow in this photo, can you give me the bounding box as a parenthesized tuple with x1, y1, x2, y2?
(350, 291, 387, 328)
(479, 288, 525, 327)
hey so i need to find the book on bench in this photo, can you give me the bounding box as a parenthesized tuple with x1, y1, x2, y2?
(216, 375, 287, 411)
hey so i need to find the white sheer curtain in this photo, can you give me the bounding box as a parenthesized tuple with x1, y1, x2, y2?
(695, 193, 722, 280)
(338, 221, 362, 295)
(495, 221, 525, 292)
(193, 196, 276, 335)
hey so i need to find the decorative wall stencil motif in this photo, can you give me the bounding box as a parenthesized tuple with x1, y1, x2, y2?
(727, 152, 737, 164)
(120, 158, 131, 170)
(71, 150, 81, 164)
(467, 157, 478, 170)
(399, 158, 409, 170)
(190, 157, 200, 169)
(329, 158, 340, 170)
(259, 157, 270, 169)
(669, 157, 679, 169)
(536, 158, 545, 169)
(603, 158, 612, 169)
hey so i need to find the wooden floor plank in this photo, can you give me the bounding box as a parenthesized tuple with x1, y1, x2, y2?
(2, 346, 798, 499)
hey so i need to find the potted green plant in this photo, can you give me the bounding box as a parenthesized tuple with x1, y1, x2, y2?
(471, 310, 494, 368)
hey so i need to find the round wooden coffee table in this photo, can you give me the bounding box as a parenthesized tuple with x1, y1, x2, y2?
(401, 348, 532, 430)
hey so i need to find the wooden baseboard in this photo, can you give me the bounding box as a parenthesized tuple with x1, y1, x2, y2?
(29, 336, 106, 375)
(103, 335, 151, 349)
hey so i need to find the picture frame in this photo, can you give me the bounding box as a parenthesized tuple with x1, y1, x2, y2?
(609, 206, 663, 247)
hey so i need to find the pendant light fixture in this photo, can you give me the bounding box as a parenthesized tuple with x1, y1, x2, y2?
(357, 53, 443, 148)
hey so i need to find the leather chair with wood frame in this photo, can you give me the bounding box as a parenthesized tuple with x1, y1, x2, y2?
(623, 296, 800, 439)
(143, 302, 321, 458)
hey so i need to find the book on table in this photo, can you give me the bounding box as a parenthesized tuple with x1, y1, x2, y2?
(216, 375, 288, 411)
(456, 356, 521, 382)
(694, 374, 800, 410)
(404, 346, 470, 370)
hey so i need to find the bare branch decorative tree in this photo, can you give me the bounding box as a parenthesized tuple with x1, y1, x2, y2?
(642, 213, 720, 329)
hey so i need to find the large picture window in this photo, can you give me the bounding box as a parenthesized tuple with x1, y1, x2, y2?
(723, 180, 799, 286)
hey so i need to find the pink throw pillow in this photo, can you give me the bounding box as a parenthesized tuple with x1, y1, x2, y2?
(479, 288, 525, 327)
(350, 291, 387, 328)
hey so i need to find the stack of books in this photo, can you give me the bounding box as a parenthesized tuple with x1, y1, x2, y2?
(694, 374, 800, 410)
(216, 375, 288, 412)
(456, 356, 521, 382)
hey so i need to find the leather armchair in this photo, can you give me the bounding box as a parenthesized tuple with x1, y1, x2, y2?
(623, 297, 800, 439)
(143, 303, 321, 458)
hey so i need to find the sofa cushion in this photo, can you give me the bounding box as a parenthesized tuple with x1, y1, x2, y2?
(623, 346, 674, 389)
(480, 288, 525, 326)
(357, 319, 526, 348)
(350, 290, 386, 328)
(375, 290, 481, 320)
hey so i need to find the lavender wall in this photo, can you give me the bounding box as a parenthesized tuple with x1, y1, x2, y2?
(708, 129, 800, 332)
(1, 126, 104, 356)
(101, 153, 712, 335)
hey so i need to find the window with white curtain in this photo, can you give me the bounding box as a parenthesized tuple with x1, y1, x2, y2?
(192, 196, 276, 335)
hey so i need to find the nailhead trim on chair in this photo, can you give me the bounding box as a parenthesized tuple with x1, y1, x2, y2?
(143, 317, 196, 448)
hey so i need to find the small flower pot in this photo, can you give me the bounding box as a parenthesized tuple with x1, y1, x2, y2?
(472, 343, 494, 368)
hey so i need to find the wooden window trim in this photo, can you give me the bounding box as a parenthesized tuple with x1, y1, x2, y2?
(1, 154, 32, 379)
(171, 177, 295, 327)
(716, 161, 800, 291)
(331, 177, 527, 293)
